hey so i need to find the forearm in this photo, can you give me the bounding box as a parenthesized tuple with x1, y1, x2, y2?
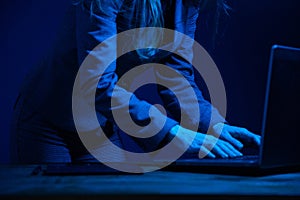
(75, 0, 178, 150)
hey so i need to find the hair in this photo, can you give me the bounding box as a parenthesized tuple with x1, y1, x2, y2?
(215, 0, 231, 37)
(209, 0, 231, 49)
(131, 0, 164, 59)
(74, 0, 230, 58)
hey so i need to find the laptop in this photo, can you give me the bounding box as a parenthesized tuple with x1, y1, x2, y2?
(167, 44, 300, 175)
(44, 45, 300, 175)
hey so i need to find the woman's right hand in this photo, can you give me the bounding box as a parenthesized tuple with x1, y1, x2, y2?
(169, 125, 243, 159)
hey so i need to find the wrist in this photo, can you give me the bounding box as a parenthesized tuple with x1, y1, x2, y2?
(169, 125, 180, 136)
(158, 125, 180, 148)
(212, 122, 227, 134)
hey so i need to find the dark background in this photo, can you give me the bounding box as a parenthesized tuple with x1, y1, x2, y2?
(1, 0, 300, 163)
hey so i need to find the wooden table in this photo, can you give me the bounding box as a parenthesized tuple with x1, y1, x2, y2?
(0, 165, 300, 199)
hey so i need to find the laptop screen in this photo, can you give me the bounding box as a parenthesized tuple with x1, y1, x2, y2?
(261, 45, 300, 168)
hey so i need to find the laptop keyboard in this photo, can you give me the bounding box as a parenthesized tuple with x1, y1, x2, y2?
(215, 155, 259, 160)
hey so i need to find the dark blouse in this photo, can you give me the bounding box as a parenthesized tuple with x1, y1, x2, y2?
(19, 0, 225, 151)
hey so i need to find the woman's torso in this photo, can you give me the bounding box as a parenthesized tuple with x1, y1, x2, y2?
(19, 0, 201, 132)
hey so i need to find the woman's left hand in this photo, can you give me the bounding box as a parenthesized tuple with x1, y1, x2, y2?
(210, 123, 261, 150)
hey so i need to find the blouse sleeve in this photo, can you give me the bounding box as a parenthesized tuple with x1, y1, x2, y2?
(156, 1, 226, 133)
(74, 0, 178, 151)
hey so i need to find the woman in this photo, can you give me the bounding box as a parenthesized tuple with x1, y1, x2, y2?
(11, 0, 260, 164)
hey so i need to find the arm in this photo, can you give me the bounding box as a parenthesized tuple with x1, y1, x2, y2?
(75, 0, 178, 151)
(156, 2, 260, 150)
(156, 1, 226, 133)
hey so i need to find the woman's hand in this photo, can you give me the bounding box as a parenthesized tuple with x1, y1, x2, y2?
(169, 125, 243, 158)
(210, 123, 261, 150)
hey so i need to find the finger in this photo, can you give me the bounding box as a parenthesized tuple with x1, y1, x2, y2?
(211, 144, 229, 158)
(198, 146, 216, 159)
(223, 141, 243, 157)
(252, 134, 261, 146)
(218, 142, 236, 158)
(243, 129, 261, 146)
(229, 126, 259, 146)
(223, 133, 244, 150)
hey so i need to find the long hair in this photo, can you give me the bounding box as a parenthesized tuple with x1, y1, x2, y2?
(86, 0, 164, 28)
(131, 0, 164, 59)
(201, 0, 231, 49)
(74, 0, 229, 58)
(73, 0, 164, 59)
